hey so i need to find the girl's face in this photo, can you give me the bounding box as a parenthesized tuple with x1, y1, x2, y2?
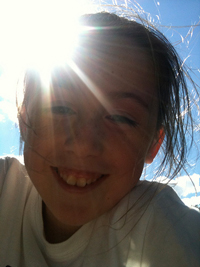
(23, 37, 160, 239)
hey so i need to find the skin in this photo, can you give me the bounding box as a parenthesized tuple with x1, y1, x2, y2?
(22, 36, 162, 243)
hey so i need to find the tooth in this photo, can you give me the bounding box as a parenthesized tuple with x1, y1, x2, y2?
(77, 178, 87, 187)
(66, 175, 77, 186)
(63, 174, 67, 181)
(92, 177, 98, 183)
(57, 168, 103, 187)
(86, 179, 92, 185)
(59, 172, 64, 179)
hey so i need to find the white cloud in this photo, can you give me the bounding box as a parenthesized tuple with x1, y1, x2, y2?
(170, 173, 200, 197)
(181, 195, 200, 208)
(0, 72, 19, 102)
(0, 100, 18, 123)
(154, 174, 200, 197)
(0, 70, 19, 123)
(0, 113, 5, 122)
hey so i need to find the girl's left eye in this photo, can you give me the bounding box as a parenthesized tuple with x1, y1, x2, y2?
(51, 106, 76, 115)
(106, 114, 138, 127)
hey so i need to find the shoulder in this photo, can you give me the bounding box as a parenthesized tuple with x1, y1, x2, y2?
(0, 156, 24, 178)
(149, 181, 200, 224)
(0, 156, 28, 195)
(0, 156, 13, 174)
(103, 182, 200, 266)
(136, 181, 200, 266)
(136, 180, 200, 231)
(0, 156, 23, 168)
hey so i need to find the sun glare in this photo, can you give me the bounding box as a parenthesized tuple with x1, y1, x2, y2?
(0, 0, 96, 90)
(69, 60, 112, 113)
(22, 0, 95, 70)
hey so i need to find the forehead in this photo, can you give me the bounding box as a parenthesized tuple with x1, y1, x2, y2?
(52, 34, 156, 103)
(27, 34, 157, 110)
(88, 35, 154, 89)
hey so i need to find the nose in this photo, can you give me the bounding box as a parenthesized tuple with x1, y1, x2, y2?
(64, 117, 104, 158)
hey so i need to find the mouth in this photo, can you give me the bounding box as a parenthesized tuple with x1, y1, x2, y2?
(51, 167, 105, 188)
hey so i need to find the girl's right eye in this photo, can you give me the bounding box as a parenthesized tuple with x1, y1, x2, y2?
(51, 106, 76, 115)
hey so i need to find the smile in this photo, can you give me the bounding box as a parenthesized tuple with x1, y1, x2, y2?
(52, 167, 105, 188)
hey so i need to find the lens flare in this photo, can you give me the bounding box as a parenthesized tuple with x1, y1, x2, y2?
(0, 0, 95, 72)
(0, 0, 96, 110)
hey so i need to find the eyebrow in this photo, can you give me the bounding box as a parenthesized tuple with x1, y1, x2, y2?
(107, 91, 149, 110)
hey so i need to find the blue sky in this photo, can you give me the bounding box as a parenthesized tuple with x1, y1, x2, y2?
(0, 0, 199, 207)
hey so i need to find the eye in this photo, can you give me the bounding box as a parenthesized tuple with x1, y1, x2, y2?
(106, 114, 138, 127)
(51, 106, 76, 115)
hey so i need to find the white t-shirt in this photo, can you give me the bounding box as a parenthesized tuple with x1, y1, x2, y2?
(0, 157, 200, 267)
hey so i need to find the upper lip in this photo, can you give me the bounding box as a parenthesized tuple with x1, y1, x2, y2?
(52, 166, 106, 177)
(58, 167, 102, 178)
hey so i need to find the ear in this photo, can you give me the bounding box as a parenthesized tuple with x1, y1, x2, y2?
(145, 128, 165, 164)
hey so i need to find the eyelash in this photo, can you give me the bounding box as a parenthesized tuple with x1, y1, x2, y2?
(106, 114, 138, 127)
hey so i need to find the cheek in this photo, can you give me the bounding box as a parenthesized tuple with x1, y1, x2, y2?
(106, 132, 147, 180)
(23, 123, 55, 174)
(26, 113, 69, 144)
(24, 142, 46, 175)
(110, 127, 151, 158)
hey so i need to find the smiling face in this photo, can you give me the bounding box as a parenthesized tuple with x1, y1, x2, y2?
(22, 36, 161, 241)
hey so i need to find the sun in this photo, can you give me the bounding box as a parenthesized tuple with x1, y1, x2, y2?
(0, 0, 96, 74)
(0, 0, 97, 108)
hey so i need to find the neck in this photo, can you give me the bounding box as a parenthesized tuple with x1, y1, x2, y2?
(42, 203, 81, 244)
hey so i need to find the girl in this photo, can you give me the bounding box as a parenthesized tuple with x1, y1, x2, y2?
(0, 12, 200, 267)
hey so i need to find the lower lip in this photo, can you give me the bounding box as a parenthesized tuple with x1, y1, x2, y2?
(51, 167, 108, 194)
